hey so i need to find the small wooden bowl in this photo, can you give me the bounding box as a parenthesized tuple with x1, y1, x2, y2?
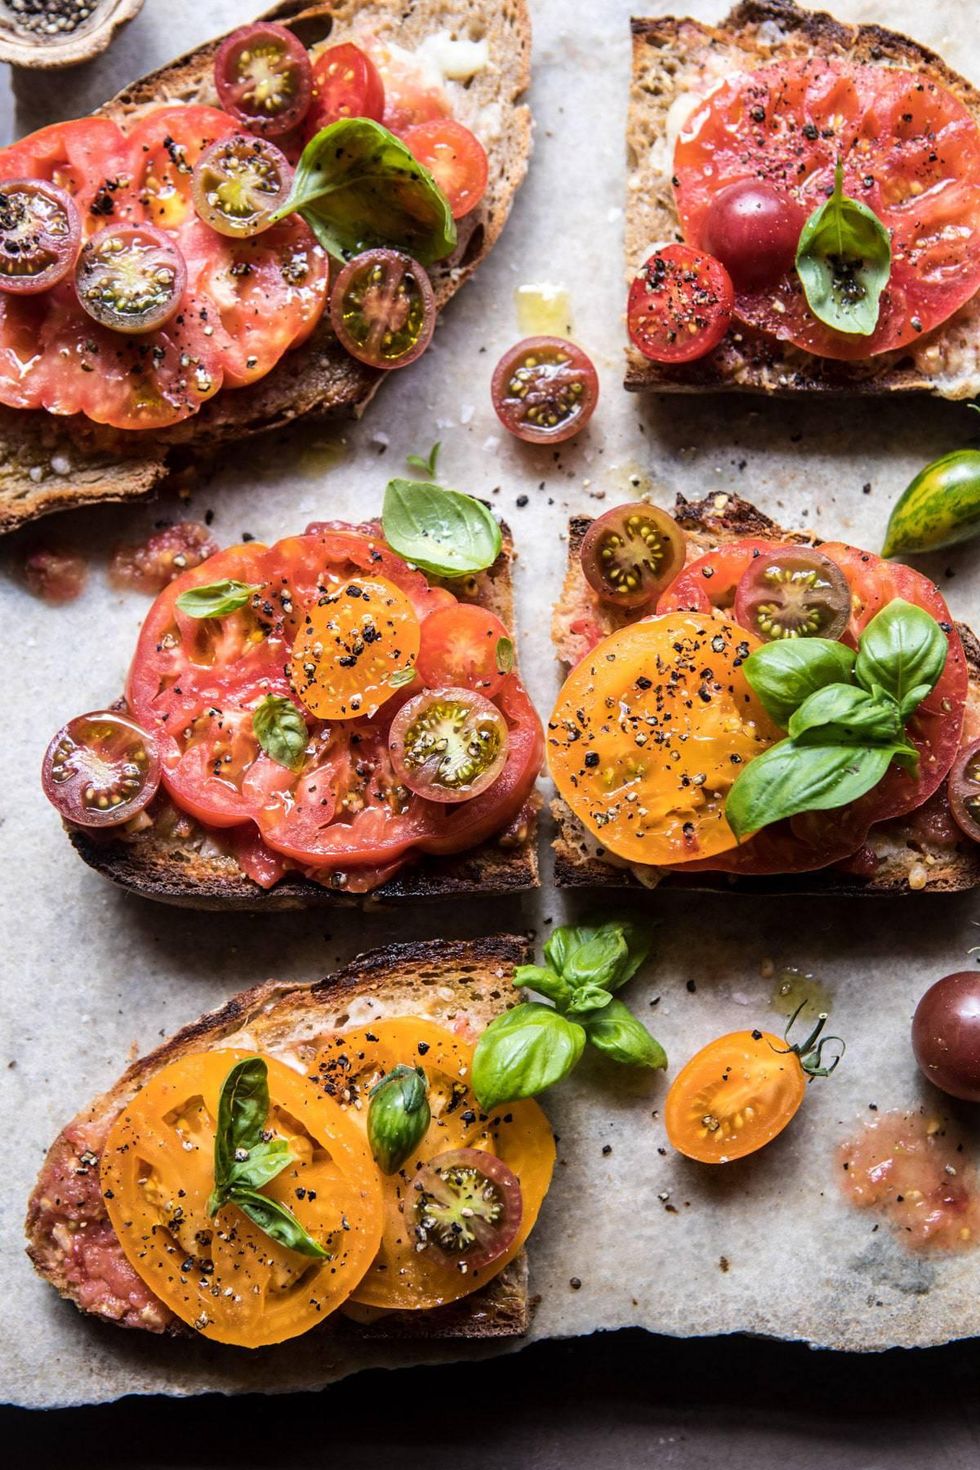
(0, 0, 143, 69)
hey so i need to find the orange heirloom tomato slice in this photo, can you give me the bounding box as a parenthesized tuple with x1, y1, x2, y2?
(100, 1049, 383, 1347)
(665, 1030, 807, 1164)
(290, 575, 422, 721)
(306, 1018, 555, 1311)
(548, 610, 779, 865)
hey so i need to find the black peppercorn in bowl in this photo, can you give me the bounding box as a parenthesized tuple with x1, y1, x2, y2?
(0, 0, 142, 68)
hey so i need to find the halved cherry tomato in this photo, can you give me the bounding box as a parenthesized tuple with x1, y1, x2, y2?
(414, 1148, 521, 1269)
(627, 245, 734, 364)
(548, 611, 779, 865)
(580, 503, 685, 609)
(0, 180, 81, 294)
(389, 687, 509, 803)
(41, 710, 161, 828)
(214, 23, 313, 139)
(665, 1029, 809, 1164)
(101, 1049, 382, 1346)
(400, 119, 488, 219)
(124, 105, 240, 232)
(365, 39, 451, 134)
(949, 739, 980, 843)
(304, 43, 385, 137)
(329, 248, 435, 370)
(415, 603, 510, 697)
(308, 1018, 555, 1311)
(657, 540, 777, 615)
(191, 134, 292, 238)
(733, 546, 851, 642)
(290, 575, 422, 721)
(74, 222, 187, 334)
(491, 335, 599, 445)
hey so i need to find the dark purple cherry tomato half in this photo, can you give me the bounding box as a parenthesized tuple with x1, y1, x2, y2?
(949, 739, 980, 843)
(912, 972, 980, 1102)
(388, 687, 509, 803)
(627, 244, 733, 364)
(491, 335, 598, 445)
(412, 1147, 522, 1270)
(0, 179, 81, 294)
(330, 248, 435, 369)
(733, 545, 851, 642)
(191, 134, 292, 238)
(214, 22, 313, 139)
(42, 710, 161, 827)
(701, 178, 805, 292)
(74, 222, 187, 334)
(580, 502, 686, 609)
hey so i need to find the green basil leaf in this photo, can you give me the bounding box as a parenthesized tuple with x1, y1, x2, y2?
(583, 999, 668, 1070)
(795, 162, 891, 336)
(787, 684, 902, 744)
(854, 599, 947, 712)
(898, 682, 935, 723)
(227, 1137, 295, 1193)
(252, 694, 308, 770)
(229, 1186, 329, 1259)
(496, 636, 515, 675)
(382, 479, 502, 578)
(213, 1058, 269, 1196)
(472, 1003, 585, 1110)
(270, 118, 456, 265)
(566, 984, 614, 1018)
(175, 579, 260, 620)
(513, 963, 574, 1010)
(544, 921, 650, 993)
(367, 1065, 431, 1175)
(388, 666, 417, 689)
(726, 739, 897, 840)
(406, 441, 441, 478)
(744, 638, 857, 729)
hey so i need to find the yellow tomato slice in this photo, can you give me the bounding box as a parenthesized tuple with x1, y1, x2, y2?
(289, 575, 421, 721)
(101, 1049, 383, 1347)
(665, 1030, 807, 1164)
(548, 610, 778, 865)
(307, 1018, 556, 1311)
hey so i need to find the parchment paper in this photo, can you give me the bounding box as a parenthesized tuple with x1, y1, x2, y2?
(4, 0, 980, 1409)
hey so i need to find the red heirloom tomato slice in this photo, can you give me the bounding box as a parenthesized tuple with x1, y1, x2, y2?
(304, 43, 385, 136)
(657, 540, 777, 615)
(0, 180, 81, 294)
(215, 23, 313, 139)
(0, 118, 133, 225)
(415, 603, 511, 697)
(125, 106, 240, 232)
(627, 245, 734, 364)
(673, 59, 980, 358)
(42, 710, 161, 827)
(400, 119, 488, 219)
(491, 336, 599, 444)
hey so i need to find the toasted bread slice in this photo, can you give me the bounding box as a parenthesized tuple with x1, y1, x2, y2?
(551, 492, 980, 895)
(62, 516, 540, 908)
(25, 934, 535, 1341)
(0, 0, 532, 533)
(625, 0, 980, 398)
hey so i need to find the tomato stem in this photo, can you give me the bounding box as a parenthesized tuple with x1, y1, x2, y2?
(770, 1001, 845, 1080)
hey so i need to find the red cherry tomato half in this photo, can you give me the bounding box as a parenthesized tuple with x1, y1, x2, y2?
(329, 248, 435, 369)
(733, 546, 852, 642)
(214, 22, 313, 139)
(412, 1147, 522, 1271)
(491, 335, 599, 445)
(627, 245, 734, 364)
(191, 134, 292, 238)
(42, 710, 161, 828)
(415, 604, 511, 698)
(701, 179, 805, 293)
(949, 739, 980, 843)
(0, 179, 81, 294)
(305, 43, 385, 137)
(74, 222, 187, 334)
(388, 687, 509, 803)
(400, 119, 488, 220)
(580, 502, 686, 609)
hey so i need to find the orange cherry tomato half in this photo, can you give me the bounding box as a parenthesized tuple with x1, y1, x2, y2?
(401, 119, 488, 219)
(41, 710, 161, 827)
(415, 603, 511, 697)
(491, 335, 598, 445)
(100, 1049, 383, 1345)
(627, 244, 734, 364)
(665, 1029, 808, 1163)
(289, 574, 421, 721)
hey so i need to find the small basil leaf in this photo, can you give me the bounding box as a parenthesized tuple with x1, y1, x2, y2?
(271, 118, 456, 265)
(583, 999, 668, 1071)
(566, 984, 613, 1018)
(496, 636, 515, 675)
(899, 682, 934, 723)
(472, 1003, 585, 1110)
(367, 1065, 431, 1175)
(389, 666, 417, 689)
(382, 479, 502, 579)
(213, 1058, 269, 1195)
(726, 739, 897, 839)
(787, 684, 902, 744)
(854, 599, 947, 711)
(744, 638, 857, 729)
(175, 579, 260, 620)
(795, 161, 891, 336)
(406, 441, 441, 478)
(514, 963, 574, 1010)
(227, 1137, 295, 1193)
(544, 921, 650, 993)
(252, 694, 308, 770)
(229, 1186, 329, 1259)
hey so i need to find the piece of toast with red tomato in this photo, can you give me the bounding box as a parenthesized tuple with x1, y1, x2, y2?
(25, 934, 556, 1349)
(550, 493, 980, 894)
(0, 0, 531, 533)
(624, 0, 980, 396)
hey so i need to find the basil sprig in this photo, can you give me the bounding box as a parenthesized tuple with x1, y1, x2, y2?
(382, 479, 502, 579)
(726, 599, 947, 840)
(175, 579, 260, 619)
(795, 162, 892, 336)
(252, 694, 308, 770)
(367, 1065, 431, 1174)
(472, 922, 666, 1110)
(269, 118, 456, 265)
(208, 1058, 327, 1260)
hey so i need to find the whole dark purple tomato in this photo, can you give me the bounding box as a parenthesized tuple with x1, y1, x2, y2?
(701, 179, 804, 292)
(912, 972, 980, 1102)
